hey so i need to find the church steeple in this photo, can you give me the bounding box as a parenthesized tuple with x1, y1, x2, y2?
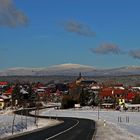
(77, 72, 82, 80)
(76, 72, 84, 84)
(79, 72, 81, 77)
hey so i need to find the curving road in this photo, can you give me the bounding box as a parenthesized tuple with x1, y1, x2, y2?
(8, 109, 96, 140)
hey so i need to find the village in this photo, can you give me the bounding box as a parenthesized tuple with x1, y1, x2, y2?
(0, 74, 140, 112)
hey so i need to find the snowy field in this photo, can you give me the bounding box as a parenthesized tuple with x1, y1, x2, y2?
(0, 108, 60, 139)
(40, 107, 140, 140)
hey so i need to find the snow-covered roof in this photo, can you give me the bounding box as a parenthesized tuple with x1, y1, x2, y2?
(91, 86, 100, 90)
(0, 95, 10, 100)
(102, 103, 113, 106)
(36, 88, 45, 92)
(125, 104, 140, 107)
(131, 87, 140, 90)
(114, 87, 125, 90)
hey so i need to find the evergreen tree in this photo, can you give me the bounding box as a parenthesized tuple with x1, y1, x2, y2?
(12, 84, 21, 106)
(132, 95, 140, 104)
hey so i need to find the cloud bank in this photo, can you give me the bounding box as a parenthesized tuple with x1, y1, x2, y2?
(90, 43, 122, 55)
(129, 49, 140, 59)
(0, 0, 28, 27)
(62, 20, 96, 37)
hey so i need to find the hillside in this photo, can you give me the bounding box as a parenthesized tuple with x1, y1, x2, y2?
(0, 63, 140, 76)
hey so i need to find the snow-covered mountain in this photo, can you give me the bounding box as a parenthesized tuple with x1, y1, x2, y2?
(0, 63, 140, 76)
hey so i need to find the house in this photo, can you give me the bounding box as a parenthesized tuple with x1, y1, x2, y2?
(0, 82, 8, 88)
(0, 95, 10, 109)
(3, 88, 13, 98)
(99, 87, 126, 108)
(100, 87, 126, 99)
(35, 88, 46, 100)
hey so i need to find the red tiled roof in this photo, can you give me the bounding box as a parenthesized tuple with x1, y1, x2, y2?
(0, 82, 8, 85)
(100, 87, 125, 97)
(4, 88, 13, 95)
(126, 93, 135, 100)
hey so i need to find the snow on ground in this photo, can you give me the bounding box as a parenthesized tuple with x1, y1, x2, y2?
(40, 107, 140, 140)
(1, 105, 140, 140)
(0, 108, 60, 139)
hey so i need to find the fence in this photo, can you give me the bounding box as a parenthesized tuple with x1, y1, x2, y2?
(118, 116, 129, 123)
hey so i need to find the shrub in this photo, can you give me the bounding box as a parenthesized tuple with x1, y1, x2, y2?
(61, 95, 75, 109)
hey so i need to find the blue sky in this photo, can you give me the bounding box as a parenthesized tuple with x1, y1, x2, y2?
(0, 0, 140, 70)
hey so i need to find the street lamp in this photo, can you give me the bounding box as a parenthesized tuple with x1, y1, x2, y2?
(97, 92, 101, 120)
(97, 84, 103, 120)
(97, 87, 101, 120)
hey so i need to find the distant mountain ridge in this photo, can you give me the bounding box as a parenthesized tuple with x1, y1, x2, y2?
(0, 63, 140, 76)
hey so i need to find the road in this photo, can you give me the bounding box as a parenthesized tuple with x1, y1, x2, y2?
(8, 109, 96, 140)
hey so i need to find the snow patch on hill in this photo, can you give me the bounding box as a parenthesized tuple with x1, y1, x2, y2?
(0, 63, 140, 76)
(50, 63, 94, 69)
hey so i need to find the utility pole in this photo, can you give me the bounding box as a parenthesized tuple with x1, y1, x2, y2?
(98, 89, 100, 120)
(35, 92, 39, 127)
(12, 100, 18, 135)
(98, 85, 102, 120)
(25, 100, 28, 129)
(12, 112, 16, 135)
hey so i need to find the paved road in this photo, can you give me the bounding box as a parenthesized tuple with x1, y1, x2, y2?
(8, 109, 96, 140)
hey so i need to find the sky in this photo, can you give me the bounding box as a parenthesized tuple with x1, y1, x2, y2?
(0, 0, 140, 70)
